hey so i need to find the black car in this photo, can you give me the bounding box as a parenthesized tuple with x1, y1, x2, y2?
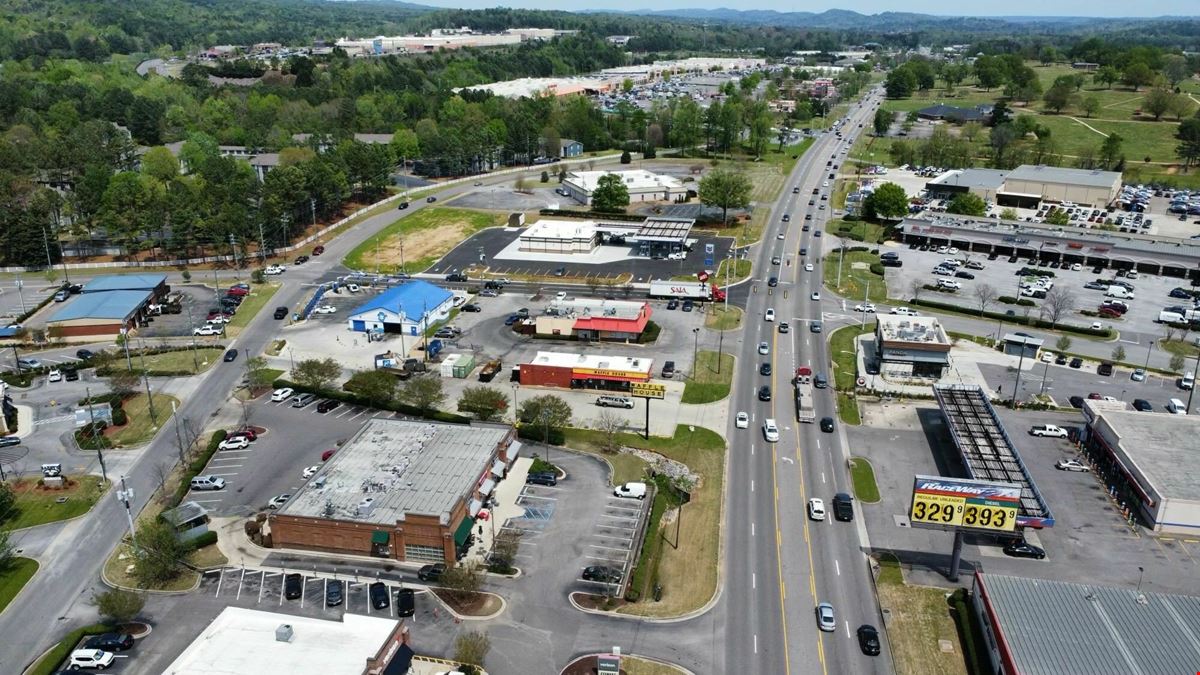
(1097, 362, 1113, 376)
(369, 581, 390, 609)
(461, 303, 481, 312)
(832, 493, 854, 521)
(63, 367, 79, 381)
(1003, 540, 1046, 560)
(526, 471, 558, 487)
(316, 399, 341, 413)
(445, 273, 468, 282)
(398, 201, 409, 209)
(682, 300, 694, 312)
(418, 563, 446, 582)
(799, 247, 808, 256)
(1132, 398, 1153, 411)
(1069, 395, 1085, 408)
(954, 271, 975, 280)
(857, 625, 881, 656)
(813, 374, 827, 389)
(768, 277, 778, 287)
(504, 314, 521, 326)
(274, 306, 289, 320)
(820, 417, 835, 433)
(284, 573, 303, 600)
(84, 633, 135, 652)
(582, 565, 622, 583)
(760, 363, 772, 376)
(0, 435, 19, 448)
(1170, 287, 1192, 299)
(781, 214, 791, 222)
(426, 196, 437, 203)
(758, 385, 772, 401)
(76, 349, 95, 360)
(1069, 357, 1083, 369)
(666, 299, 679, 310)
(396, 587, 415, 617)
(294, 255, 309, 265)
(326, 579, 344, 607)
(223, 349, 238, 363)
(1055, 354, 1069, 365)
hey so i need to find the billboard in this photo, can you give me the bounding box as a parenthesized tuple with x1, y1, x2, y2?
(909, 475, 1021, 533)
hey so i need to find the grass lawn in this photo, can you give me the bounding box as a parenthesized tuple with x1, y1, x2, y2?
(830, 324, 872, 391)
(104, 541, 199, 591)
(705, 305, 743, 330)
(823, 249, 888, 304)
(0, 558, 39, 613)
(716, 257, 752, 284)
(1158, 338, 1200, 357)
(849, 457, 880, 503)
(876, 553, 967, 675)
(137, 347, 225, 374)
(225, 283, 280, 337)
(343, 207, 507, 274)
(562, 425, 724, 618)
(838, 390, 861, 426)
(25, 622, 115, 675)
(1, 476, 109, 531)
(681, 350, 735, 404)
(108, 393, 180, 447)
(621, 656, 689, 675)
(828, 218, 891, 245)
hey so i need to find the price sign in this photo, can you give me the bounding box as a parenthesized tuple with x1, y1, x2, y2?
(909, 476, 1020, 533)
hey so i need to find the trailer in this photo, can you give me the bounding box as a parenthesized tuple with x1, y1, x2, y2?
(648, 280, 727, 302)
(794, 366, 816, 423)
(478, 359, 502, 382)
(374, 352, 425, 380)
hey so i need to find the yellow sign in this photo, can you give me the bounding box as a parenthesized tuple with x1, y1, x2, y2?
(909, 476, 1020, 533)
(630, 382, 666, 399)
(573, 367, 644, 379)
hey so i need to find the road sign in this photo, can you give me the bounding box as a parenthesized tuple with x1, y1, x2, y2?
(629, 382, 666, 400)
(908, 475, 1020, 533)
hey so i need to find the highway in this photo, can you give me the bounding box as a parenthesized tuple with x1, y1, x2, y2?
(724, 88, 893, 674)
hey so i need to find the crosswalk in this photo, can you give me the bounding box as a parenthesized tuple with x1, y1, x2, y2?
(34, 414, 75, 426)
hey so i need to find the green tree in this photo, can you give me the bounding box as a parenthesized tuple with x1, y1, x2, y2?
(140, 147, 180, 183)
(946, 192, 986, 217)
(1038, 46, 1059, 66)
(1142, 87, 1176, 121)
(885, 68, 917, 98)
(518, 394, 572, 441)
(390, 128, 420, 161)
(343, 370, 398, 407)
(293, 358, 341, 391)
(698, 167, 752, 226)
(1121, 63, 1154, 91)
(454, 630, 491, 669)
(457, 386, 509, 422)
(1177, 118, 1200, 170)
(0, 482, 14, 526)
(591, 173, 630, 213)
(131, 517, 192, 586)
(619, 149, 632, 164)
(1042, 84, 1077, 114)
(1112, 345, 1126, 362)
(1099, 133, 1124, 169)
(1170, 353, 1186, 374)
(92, 588, 145, 624)
(1045, 209, 1070, 225)
(1055, 335, 1073, 353)
(863, 182, 908, 221)
(974, 56, 1005, 90)
(400, 374, 445, 413)
(1000, 208, 1019, 220)
(1081, 95, 1101, 118)
(1163, 55, 1191, 86)
(244, 356, 273, 391)
(872, 108, 892, 136)
(1094, 65, 1119, 89)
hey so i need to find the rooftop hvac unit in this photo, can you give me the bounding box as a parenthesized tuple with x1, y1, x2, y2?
(276, 624, 294, 642)
(356, 497, 376, 517)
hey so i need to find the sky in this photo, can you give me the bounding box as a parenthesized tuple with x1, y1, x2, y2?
(408, 0, 1191, 17)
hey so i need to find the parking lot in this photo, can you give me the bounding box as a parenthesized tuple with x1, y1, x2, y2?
(0, 279, 55, 322)
(977, 359, 1194, 413)
(852, 402, 1200, 595)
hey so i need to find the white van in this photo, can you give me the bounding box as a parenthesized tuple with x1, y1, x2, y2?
(596, 395, 634, 409)
(1105, 287, 1134, 300)
(1168, 398, 1188, 415)
(191, 475, 226, 491)
(1160, 310, 1186, 324)
(1182, 372, 1195, 390)
(613, 482, 647, 499)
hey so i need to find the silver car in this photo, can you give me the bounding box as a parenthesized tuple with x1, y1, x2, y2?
(816, 602, 836, 632)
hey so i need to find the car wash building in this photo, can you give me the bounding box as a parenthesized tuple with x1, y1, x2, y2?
(346, 281, 454, 336)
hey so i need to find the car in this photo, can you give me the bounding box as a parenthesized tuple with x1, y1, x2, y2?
(767, 276, 778, 287)
(814, 374, 828, 389)
(764, 308, 775, 322)
(1040, 351, 1054, 363)
(273, 306, 290, 320)
(804, 263, 814, 272)
(760, 362, 772, 376)
(758, 385, 772, 401)
(1055, 354, 1069, 365)
(1132, 398, 1153, 411)
(1056, 459, 1089, 472)
(735, 412, 749, 429)
(68, 649, 116, 670)
(857, 625, 881, 656)
(808, 498, 826, 521)
(1097, 362, 1114, 376)
(665, 299, 679, 310)
(582, 565, 623, 583)
(84, 633, 134, 652)
(326, 579, 344, 607)
(854, 303, 876, 313)
(228, 428, 257, 441)
(1030, 424, 1068, 438)
(64, 367, 79, 381)
(762, 419, 780, 442)
(312, 245, 325, 256)
(771, 256, 781, 265)
(426, 196, 437, 203)
(264, 264, 285, 275)
(294, 255, 309, 265)
(758, 342, 769, 355)
(54, 289, 69, 302)
(815, 602, 836, 632)
(369, 581, 391, 609)
(1170, 287, 1192, 299)
(1002, 540, 1046, 560)
(810, 291, 820, 301)
(16, 357, 42, 370)
(781, 214, 791, 222)
(1131, 369, 1146, 382)
(1069, 357, 1083, 369)
(47, 367, 61, 382)
(396, 587, 416, 617)
(302, 465, 321, 479)
(681, 300, 694, 312)
(322, 448, 338, 462)
(313, 304, 336, 314)
(219, 436, 251, 450)
(271, 387, 295, 402)
(418, 563, 446, 582)
(190, 475, 225, 491)
(76, 349, 96, 360)
(526, 471, 558, 486)
(810, 321, 822, 333)
(223, 349, 238, 362)
(779, 322, 789, 334)
(267, 494, 292, 510)
(316, 399, 341, 413)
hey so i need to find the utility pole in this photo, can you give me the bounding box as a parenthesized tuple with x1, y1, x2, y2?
(172, 400, 185, 461)
(860, 280, 871, 329)
(138, 340, 158, 425)
(14, 274, 26, 314)
(41, 226, 54, 270)
(116, 476, 137, 550)
(691, 327, 700, 379)
(85, 386, 108, 484)
(122, 328, 132, 371)
(186, 302, 199, 371)
(258, 221, 267, 263)
(836, 243, 846, 289)
(1187, 338, 1200, 415)
(229, 234, 241, 279)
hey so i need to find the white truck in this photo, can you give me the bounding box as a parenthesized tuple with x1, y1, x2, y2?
(648, 280, 726, 302)
(1159, 308, 1200, 324)
(793, 366, 816, 424)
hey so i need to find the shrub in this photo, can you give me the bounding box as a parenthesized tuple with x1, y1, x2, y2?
(908, 298, 1112, 337)
(269, 378, 471, 424)
(869, 263, 885, 276)
(637, 320, 662, 344)
(516, 423, 565, 446)
(1017, 299, 1036, 307)
(191, 531, 218, 548)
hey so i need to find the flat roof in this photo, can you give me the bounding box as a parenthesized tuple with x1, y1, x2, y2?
(549, 298, 647, 320)
(928, 168, 1008, 191)
(876, 315, 949, 345)
(278, 418, 510, 523)
(520, 219, 601, 241)
(528, 350, 653, 374)
(1005, 164, 1122, 189)
(83, 273, 166, 293)
(977, 572, 1200, 675)
(349, 281, 453, 320)
(637, 217, 694, 243)
(46, 290, 151, 323)
(565, 170, 683, 193)
(1002, 333, 1045, 348)
(1086, 406, 1200, 502)
(162, 607, 397, 675)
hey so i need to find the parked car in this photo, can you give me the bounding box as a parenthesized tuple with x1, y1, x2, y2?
(267, 494, 292, 510)
(316, 399, 341, 413)
(16, 357, 42, 370)
(1069, 357, 1083, 369)
(1030, 424, 1068, 438)
(47, 368, 61, 382)
(418, 563, 446, 582)
(84, 633, 134, 652)
(326, 579, 344, 607)
(368, 581, 390, 609)
(76, 349, 96, 360)
(1055, 459, 1089, 472)
(1132, 399, 1154, 411)
(292, 393, 317, 408)
(68, 649, 116, 670)
(526, 472, 558, 487)
(283, 573, 303, 599)
(1097, 362, 1113, 376)
(396, 587, 416, 617)
(218, 436, 251, 451)
(1002, 540, 1046, 559)
(64, 367, 79, 381)
(271, 387, 295, 402)
(582, 565, 623, 583)
(313, 305, 337, 314)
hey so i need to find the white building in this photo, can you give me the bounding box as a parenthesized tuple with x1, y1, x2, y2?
(562, 170, 687, 206)
(346, 280, 455, 336)
(519, 219, 602, 253)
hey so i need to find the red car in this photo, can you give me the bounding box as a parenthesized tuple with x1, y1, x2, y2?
(312, 245, 325, 256)
(226, 286, 250, 297)
(1087, 392, 1103, 400)
(321, 448, 337, 462)
(229, 428, 257, 441)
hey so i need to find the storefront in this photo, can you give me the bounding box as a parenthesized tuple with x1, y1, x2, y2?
(518, 351, 654, 391)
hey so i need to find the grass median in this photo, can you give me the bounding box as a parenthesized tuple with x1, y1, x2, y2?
(682, 350, 735, 404)
(849, 457, 880, 503)
(137, 347, 225, 375)
(1, 476, 109, 531)
(705, 305, 743, 330)
(823, 248, 888, 305)
(108, 393, 181, 448)
(225, 282, 280, 337)
(876, 553, 967, 675)
(0, 558, 39, 614)
(830, 324, 872, 391)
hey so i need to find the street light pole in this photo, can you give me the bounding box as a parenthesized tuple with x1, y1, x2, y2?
(1011, 336, 1030, 408)
(691, 328, 700, 379)
(117, 476, 138, 549)
(1186, 338, 1200, 414)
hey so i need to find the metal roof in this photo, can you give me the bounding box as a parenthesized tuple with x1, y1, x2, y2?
(637, 217, 695, 243)
(1005, 164, 1122, 189)
(46, 290, 151, 322)
(978, 572, 1200, 675)
(82, 273, 166, 293)
(927, 168, 1008, 191)
(278, 418, 510, 524)
(348, 281, 452, 320)
(1085, 406, 1200, 502)
(933, 384, 1054, 527)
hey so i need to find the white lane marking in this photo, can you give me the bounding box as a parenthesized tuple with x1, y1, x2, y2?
(845, 620, 851, 638)
(754, 635, 758, 654)
(237, 567, 246, 599)
(752, 522, 756, 536)
(751, 480, 755, 493)
(752, 572, 757, 589)
(836, 559, 841, 576)
(816, 439, 821, 449)
(821, 472, 827, 484)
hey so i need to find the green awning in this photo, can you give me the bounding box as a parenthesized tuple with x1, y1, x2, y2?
(453, 518, 475, 547)
(371, 530, 390, 545)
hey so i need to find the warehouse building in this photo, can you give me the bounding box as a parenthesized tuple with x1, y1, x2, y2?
(536, 299, 653, 341)
(346, 281, 454, 335)
(270, 419, 519, 565)
(562, 170, 687, 206)
(924, 165, 1121, 209)
(874, 315, 951, 379)
(1079, 400, 1200, 534)
(45, 290, 154, 337)
(82, 273, 168, 295)
(518, 351, 654, 391)
(926, 168, 1009, 202)
(971, 572, 1200, 675)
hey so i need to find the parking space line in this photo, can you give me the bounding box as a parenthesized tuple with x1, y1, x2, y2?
(207, 472, 240, 477)
(588, 544, 631, 551)
(215, 570, 225, 597)
(236, 568, 246, 599)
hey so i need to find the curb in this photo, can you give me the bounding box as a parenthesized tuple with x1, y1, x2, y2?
(427, 588, 507, 622)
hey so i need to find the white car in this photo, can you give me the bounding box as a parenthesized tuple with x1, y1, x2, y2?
(764, 308, 775, 322)
(735, 412, 749, 429)
(1030, 424, 1069, 438)
(890, 307, 919, 316)
(1040, 351, 1054, 363)
(267, 494, 292, 509)
(762, 419, 780, 442)
(777, 232, 785, 240)
(1070, 263, 1083, 271)
(48, 368, 62, 382)
(219, 436, 251, 450)
(1056, 459, 1089, 472)
(822, 180, 830, 187)
(271, 387, 295, 402)
(264, 265, 286, 275)
(314, 305, 337, 314)
(810, 292, 820, 301)
(556, 291, 567, 301)
(1091, 321, 1104, 331)
(937, 279, 962, 290)
(207, 315, 231, 324)
(302, 465, 321, 479)
(69, 649, 115, 670)
(947, 247, 959, 254)
(452, 296, 466, 307)
(854, 303, 876, 313)
(758, 341, 769, 355)
(193, 325, 223, 336)
(808, 498, 826, 521)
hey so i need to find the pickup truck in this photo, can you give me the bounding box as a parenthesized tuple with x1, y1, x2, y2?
(1029, 424, 1069, 438)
